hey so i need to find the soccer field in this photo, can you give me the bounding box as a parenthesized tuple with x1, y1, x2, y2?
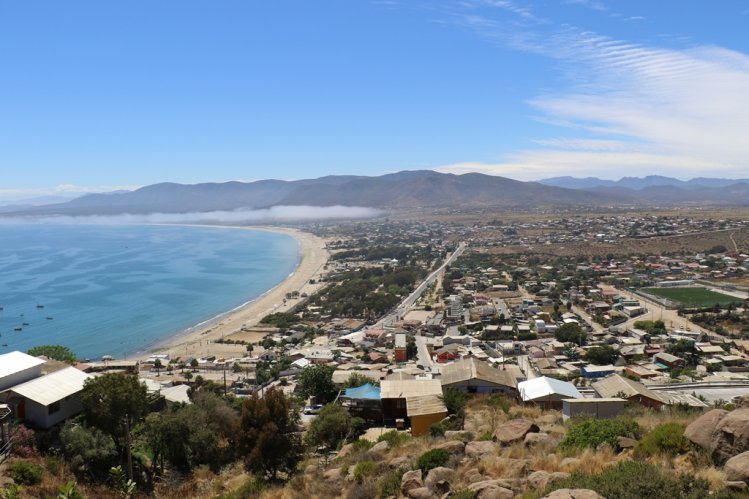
(642, 287, 744, 308)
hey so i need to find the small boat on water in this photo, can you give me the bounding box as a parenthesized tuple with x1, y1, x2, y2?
(46, 316, 53, 320)
(22, 322, 29, 326)
(14, 327, 22, 331)
(36, 304, 44, 308)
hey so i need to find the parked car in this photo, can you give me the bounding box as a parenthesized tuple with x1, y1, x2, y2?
(303, 404, 324, 415)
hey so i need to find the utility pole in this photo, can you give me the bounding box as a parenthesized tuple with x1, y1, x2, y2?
(124, 416, 133, 481)
(223, 363, 227, 395)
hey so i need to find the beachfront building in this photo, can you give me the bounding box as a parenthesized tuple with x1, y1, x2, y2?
(1, 367, 92, 429)
(0, 351, 45, 392)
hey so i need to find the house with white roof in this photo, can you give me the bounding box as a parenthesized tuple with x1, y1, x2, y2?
(0, 351, 46, 392)
(1, 366, 92, 429)
(517, 376, 583, 409)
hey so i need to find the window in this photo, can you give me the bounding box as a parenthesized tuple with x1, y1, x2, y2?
(48, 401, 60, 415)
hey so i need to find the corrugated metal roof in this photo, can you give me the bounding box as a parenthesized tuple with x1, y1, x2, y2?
(162, 384, 192, 404)
(518, 376, 582, 402)
(7, 366, 91, 406)
(592, 374, 661, 401)
(440, 357, 517, 389)
(381, 379, 443, 399)
(406, 395, 447, 417)
(0, 351, 45, 379)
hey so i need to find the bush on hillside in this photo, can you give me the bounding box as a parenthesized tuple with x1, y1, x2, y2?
(353, 460, 378, 483)
(376, 430, 411, 448)
(541, 460, 740, 499)
(416, 448, 450, 472)
(635, 423, 690, 458)
(8, 461, 43, 485)
(561, 417, 641, 451)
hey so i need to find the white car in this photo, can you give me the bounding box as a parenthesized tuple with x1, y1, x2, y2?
(303, 404, 324, 415)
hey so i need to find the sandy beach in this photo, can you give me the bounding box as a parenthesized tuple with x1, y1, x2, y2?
(144, 226, 330, 361)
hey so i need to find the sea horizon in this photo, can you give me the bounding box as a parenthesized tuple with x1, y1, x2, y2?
(0, 223, 299, 360)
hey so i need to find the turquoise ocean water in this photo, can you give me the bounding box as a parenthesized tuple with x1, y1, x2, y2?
(0, 224, 299, 360)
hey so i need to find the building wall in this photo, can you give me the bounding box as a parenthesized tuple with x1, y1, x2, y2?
(411, 411, 448, 437)
(563, 400, 627, 420)
(394, 348, 407, 363)
(0, 366, 43, 392)
(23, 395, 83, 430)
(443, 380, 517, 396)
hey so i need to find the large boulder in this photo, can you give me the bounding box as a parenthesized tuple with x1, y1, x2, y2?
(425, 466, 455, 493)
(436, 440, 466, 455)
(402, 470, 424, 495)
(527, 471, 571, 490)
(541, 489, 605, 499)
(408, 487, 436, 499)
(684, 409, 728, 450)
(466, 440, 498, 457)
(525, 432, 552, 446)
(725, 451, 749, 483)
(713, 409, 749, 463)
(323, 468, 342, 481)
(467, 480, 514, 499)
(371, 440, 390, 453)
(493, 419, 540, 445)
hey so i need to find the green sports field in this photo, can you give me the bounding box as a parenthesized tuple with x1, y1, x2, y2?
(642, 287, 744, 308)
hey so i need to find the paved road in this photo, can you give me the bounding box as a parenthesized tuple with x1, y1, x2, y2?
(373, 242, 467, 329)
(517, 354, 537, 380)
(570, 304, 605, 334)
(616, 288, 710, 335)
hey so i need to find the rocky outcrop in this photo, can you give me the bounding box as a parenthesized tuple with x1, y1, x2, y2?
(527, 471, 571, 490)
(493, 419, 540, 445)
(323, 468, 342, 481)
(467, 480, 514, 499)
(408, 487, 436, 499)
(684, 408, 749, 464)
(541, 489, 605, 499)
(436, 440, 466, 455)
(684, 409, 728, 450)
(370, 440, 390, 453)
(424, 467, 454, 494)
(401, 470, 424, 495)
(725, 451, 749, 483)
(525, 432, 552, 446)
(466, 441, 498, 457)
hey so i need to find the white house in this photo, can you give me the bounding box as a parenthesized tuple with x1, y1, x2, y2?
(0, 351, 45, 392)
(2, 366, 92, 429)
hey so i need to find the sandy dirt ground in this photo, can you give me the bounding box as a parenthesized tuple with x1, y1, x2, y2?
(141, 226, 330, 362)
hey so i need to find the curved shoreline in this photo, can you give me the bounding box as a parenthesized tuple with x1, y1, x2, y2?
(139, 225, 329, 361)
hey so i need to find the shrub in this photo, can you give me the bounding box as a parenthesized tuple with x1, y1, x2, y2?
(635, 423, 690, 458)
(377, 430, 411, 448)
(353, 460, 377, 482)
(429, 415, 462, 437)
(541, 460, 740, 499)
(8, 461, 43, 485)
(379, 468, 407, 497)
(349, 438, 374, 453)
(416, 448, 450, 472)
(305, 403, 352, 450)
(561, 417, 640, 451)
(11, 424, 36, 458)
(450, 491, 477, 499)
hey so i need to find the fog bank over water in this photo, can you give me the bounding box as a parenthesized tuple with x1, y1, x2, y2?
(0, 205, 382, 225)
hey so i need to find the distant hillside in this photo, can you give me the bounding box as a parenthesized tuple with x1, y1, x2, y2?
(8, 171, 622, 216)
(540, 175, 749, 191)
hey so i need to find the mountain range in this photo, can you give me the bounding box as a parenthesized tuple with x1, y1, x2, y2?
(5, 171, 748, 217)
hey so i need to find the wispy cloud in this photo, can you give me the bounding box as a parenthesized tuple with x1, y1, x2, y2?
(565, 0, 607, 12)
(439, 9, 749, 180)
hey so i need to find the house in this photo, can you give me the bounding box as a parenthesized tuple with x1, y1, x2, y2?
(580, 365, 616, 379)
(0, 352, 45, 392)
(517, 376, 583, 409)
(1, 367, 91, 429)
(161, 384, 192, 405)
(340, 383, 383, 422)
(563, 398, 626, 421)
(439, 358, 517, 396)
(654, 352, 686, 369)
(380, 379, 445, 434)
(591, 374, 664, 409)
(394, 334, 408, 363)
(434, 344, 460, 363)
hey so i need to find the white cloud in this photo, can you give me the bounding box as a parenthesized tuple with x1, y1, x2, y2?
(440, 21, 749, 180)
(0, 206, 382, 225)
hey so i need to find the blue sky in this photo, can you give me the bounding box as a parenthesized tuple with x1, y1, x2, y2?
(1, 1, 748, 200)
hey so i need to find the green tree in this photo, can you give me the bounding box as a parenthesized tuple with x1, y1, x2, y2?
(555, 323, 586, 345)
(584, 345, 619, 365)
(27, 345, 77, 363)
(239, 387, 302, 478)
(299, 364, 338, 403)
(305, 403, 352, 450)
(80, 374, 148, 448)
(60, 422, 117, 477)
(345, 372, 377, 388)
(440, 387, 467, 416)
